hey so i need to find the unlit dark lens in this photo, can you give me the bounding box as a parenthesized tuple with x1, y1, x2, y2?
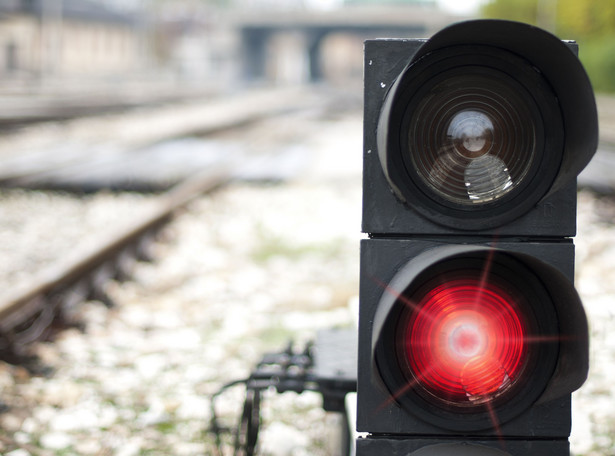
(407, 73, 537, 205)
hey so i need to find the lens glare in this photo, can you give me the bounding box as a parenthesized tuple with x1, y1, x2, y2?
(407, 72, 537, 205)
(401, 277, 527, 406)
(448, 110, 493, 154)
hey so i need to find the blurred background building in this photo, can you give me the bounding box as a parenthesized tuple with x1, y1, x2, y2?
(0, 0, 461, 94)
(0, 0, 613, 95)
(0, 0, 145, 90)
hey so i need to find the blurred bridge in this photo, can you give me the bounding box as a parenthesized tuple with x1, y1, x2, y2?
(231, 6, 460, 82)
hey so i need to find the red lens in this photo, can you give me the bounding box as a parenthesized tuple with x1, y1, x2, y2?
(402, 277, 527, 405)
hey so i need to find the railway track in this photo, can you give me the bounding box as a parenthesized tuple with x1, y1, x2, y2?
(0, 86, 330, 191)
(0, 161, 236, 361)
(0, 89, 614, 454)
(0, 86, 341, 362)
(1, 89, 614, 348)
(0, 105, 363, 455)
(0, 83, 217, 131)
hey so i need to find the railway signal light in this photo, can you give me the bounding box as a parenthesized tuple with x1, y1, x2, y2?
(358, 20, 597, 456)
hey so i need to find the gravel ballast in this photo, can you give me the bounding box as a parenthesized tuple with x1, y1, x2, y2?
(0, 109, 613, 455)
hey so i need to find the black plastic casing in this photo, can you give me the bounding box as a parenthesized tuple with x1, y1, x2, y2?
(357, 239, 585, 435)
(362, 38, 580, 237)
(357, 19, 597, 456)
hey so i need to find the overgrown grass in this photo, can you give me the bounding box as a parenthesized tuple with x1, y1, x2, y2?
(578, 35, 615, 93)
(250, 229, 347, 264)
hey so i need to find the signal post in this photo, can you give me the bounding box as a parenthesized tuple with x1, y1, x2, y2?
(357, 20, 597, 456)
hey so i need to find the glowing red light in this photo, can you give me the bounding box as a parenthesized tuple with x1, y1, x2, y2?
(403, 278, 526, 404)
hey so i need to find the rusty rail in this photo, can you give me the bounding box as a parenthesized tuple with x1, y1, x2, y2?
(0, 162, 235, 358)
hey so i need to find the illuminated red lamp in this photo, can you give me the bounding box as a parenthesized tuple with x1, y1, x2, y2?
(371, 247, 565, 432)
(399, 278, 527, 406)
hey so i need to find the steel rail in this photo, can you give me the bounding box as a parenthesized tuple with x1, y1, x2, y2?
(0, 161, 236, 357)
(0, 86, 326, 359)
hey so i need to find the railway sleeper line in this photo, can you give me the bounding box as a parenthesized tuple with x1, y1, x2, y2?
(0, 162, 236, 366)
(0, 236, 154, 363)
(0, 87, 347, 369)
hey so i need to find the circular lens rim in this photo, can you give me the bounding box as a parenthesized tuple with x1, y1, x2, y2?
(374, 252, 559, 431)
(405, 71, 537, 206)
(378, 45, 564, 230)
(399, 275, 529, 405)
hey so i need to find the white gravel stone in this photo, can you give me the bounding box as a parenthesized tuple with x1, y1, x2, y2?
(0, 107, 613, 455)
(39, 431, 72, 450)
(5, 449, 32, 456)
(259, 421, 312, 456)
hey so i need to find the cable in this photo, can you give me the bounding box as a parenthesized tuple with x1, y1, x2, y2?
(209, 378, 249, 456)
(207, 341, 319, 456)
(234, 387, 261, 456)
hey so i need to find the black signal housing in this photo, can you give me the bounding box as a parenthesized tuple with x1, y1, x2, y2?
(357, 19, 596, 456)
(363, 20, 598, 235)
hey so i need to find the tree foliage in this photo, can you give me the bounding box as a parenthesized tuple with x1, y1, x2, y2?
(482, 0, 539, 26)
(558, 0, 615, 38)
(481, 0, 615, 92)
